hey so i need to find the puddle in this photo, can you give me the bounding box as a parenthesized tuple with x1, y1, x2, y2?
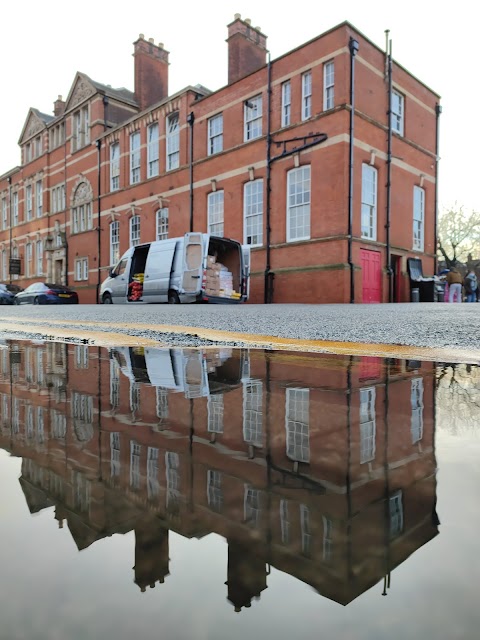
(0, 340, 479, 639)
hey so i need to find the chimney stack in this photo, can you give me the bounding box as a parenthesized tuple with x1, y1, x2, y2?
(133, 34, 169, 111)
(227, 14, 267, 84)
(54, 95, 66, 117)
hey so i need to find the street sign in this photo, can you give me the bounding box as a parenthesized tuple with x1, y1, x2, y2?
(9, 258, 21, 275)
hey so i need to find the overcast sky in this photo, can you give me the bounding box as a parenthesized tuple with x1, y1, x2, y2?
(0, 1, 475, 212)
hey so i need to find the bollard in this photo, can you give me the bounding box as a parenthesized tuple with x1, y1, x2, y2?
(411, 288, 420, 303)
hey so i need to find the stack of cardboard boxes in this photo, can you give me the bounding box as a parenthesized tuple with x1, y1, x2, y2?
(205, 255, 238, 299)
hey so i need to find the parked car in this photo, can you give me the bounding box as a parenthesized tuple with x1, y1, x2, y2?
(14, 283, 79, 305)
(0, 283, 23, 305)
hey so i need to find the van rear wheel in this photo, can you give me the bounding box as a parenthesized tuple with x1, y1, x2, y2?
(168, 291, 180, 304)
(102, 293, 113, 304)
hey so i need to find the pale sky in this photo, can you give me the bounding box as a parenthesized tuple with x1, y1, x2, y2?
(0, 1, 475, 212)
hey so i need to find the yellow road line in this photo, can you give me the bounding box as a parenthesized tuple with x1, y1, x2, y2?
(0, 315, 478, 364)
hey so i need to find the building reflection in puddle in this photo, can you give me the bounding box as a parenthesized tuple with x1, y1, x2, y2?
(0, 341, 440, 609)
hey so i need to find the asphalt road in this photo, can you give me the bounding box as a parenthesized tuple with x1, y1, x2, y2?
(0, 302, 479, 351)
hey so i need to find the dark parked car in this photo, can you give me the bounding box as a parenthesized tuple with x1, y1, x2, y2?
(0, 283, 23, 305)
(14, 283, 79, 305)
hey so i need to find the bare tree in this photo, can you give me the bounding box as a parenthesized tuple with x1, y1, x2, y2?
(437, 204, 480, 267)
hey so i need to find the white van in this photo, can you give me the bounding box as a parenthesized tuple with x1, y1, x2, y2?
(100, 232, 250, 304)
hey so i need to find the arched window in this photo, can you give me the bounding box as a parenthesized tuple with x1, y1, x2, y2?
(72, 181, 93, 234)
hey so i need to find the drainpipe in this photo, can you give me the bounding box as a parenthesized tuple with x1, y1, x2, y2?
(187, 111, 195, 232)
(348, 38, 359, 304)
(264, 51, 272, 304)
(386, 39, 393, 303)
(63, 133, 68, 287)
(7, 176, 12, 285)
(96, 139, 102, 304)
(434, 104, 442, 275)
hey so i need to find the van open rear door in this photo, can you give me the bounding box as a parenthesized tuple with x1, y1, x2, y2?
(241, 245, 251, 300)
(182, 232, 205, 294)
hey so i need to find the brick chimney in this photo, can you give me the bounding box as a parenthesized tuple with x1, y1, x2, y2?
(227, 14, 267, 84)
(54, 95, 66, 117)
(133, 35, 169, 110)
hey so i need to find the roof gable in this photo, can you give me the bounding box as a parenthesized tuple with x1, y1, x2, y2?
(18, 108, 49, 145)
(64, 72, 97, 112)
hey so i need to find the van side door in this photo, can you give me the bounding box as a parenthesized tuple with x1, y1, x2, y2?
(110, 258, 129, 302)
(241, 245, 251, 300)
(181, 233, 205, 295)
(143, 240, 177, 303)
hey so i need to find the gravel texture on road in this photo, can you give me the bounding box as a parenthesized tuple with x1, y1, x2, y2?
(0, 303, 479, 351)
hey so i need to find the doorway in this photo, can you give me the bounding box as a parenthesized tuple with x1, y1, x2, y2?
(390, 255, 402, 302)
(361, 249, 382, 303)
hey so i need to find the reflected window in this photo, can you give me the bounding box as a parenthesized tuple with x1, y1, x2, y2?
(36, 349, 44, 386)
(51, 410, 66, 439)
(323, 515, 333, 562)
(411, 377, 424, 443)
(110, 359, 120, 410)
(130, 441, 141, 489)
(280, 499, 290, 545)
(166, 451, 180, 510)
(286, 388, 310, 463)
(207, 470, 223, 513)
(73, 470, 90, 513)
(50, 471, 64, 500)
(25, 348, 34, 384)
(300, 504, 311, 557)
(389, 491, 404, 538)
(110, 432, 121, 477)
(37, 407, 44, 444)
(75, 345, 89, 369)
(1, 394, 9, 427)
(208, 394, 224, 433)
(12, 398, 20, 434)
(243, 380, 263, 447)
(26, 404, 34, 439)
(130, 381, 140, 414)
(156, 387, 168, 419)
(244, 485, 261, 528)
(72, 392, 94, 441)
(147, 447, 160, 498)
(360, 387, 376, 464)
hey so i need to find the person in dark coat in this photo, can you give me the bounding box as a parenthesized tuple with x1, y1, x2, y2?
(464, 269, 478, 303)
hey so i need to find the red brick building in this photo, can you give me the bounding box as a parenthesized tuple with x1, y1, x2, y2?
(0, 15, 440, 304)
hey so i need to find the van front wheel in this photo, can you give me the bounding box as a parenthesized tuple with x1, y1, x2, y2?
(102, 293, 113, 304)
(168, 291, 180, 305)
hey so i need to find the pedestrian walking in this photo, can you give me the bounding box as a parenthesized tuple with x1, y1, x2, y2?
(464, 269, 478, 303)
(446, 267, 463, 303)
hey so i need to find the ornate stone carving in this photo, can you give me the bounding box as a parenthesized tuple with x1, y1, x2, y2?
(69, 78, 95, 109)
(24, 115, 44, 140)
(73, 180, 93, 205)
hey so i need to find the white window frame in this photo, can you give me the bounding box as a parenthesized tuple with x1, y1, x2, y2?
(130, 131, 141, 185)
(156, 208, 169, 241)
(13, 192, 18, 226)
(207, 469, 223, 512)
(413, 186, 425, 251)
(389, 490, 404, 537)
(26, 184, 33, 221)
(1, 197, 7, 230)
(72, 203, 92, 233)
(166, 113, 180, 171)
(300, 504, 311, 556)
(287, 166, 311, 242)
(285, 388, 310, 463)
(302, 71, 312, 120)
(208, 114, 223, 156)
(155, 387, 168, 419)
(130, 441, 141, 489)
(361, 164, 377, 240)
(73, 106, 89, 151)
(243, 380, 263, 447)
(360, 387, 376, 463)
(36, 180, 42, 217)
(244, 95, 263, 141)
(35, 240, 43, 275)
(411, 377, 424, 443)
(147, 123, 159, 178)
(26, 242, 33, 277)
(110, 142, 120, 191)
(207, 191, 224, 236)
(244, 485, 261, 528)
(110, 359, 120, 410)
(147, 447, 160, 498)
(391, 90, 404, 136)
(74, 257, 88, 281)
(323, 61, 335, 111)
(1, 250, 6, 281)
(208, 394, 224, 434)
(110, 432, 121, 477)
(281, 80, 291, 127)
(244, 179, 263, 247)
(110, 220, 120, 266)
(130, 215, 141, 247)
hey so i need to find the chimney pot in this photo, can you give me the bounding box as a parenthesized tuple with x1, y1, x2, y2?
(148, 37, 154, 43)
(255, 26, 261, 31)
(245, 18, 251, 25)
(159, 42, 164, 48)
(139, 33, 144, 39)
(58, 95, 62, 100)
(234, 13, 241, 19)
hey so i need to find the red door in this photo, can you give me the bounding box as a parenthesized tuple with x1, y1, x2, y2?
(361, 249, 382, 303)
